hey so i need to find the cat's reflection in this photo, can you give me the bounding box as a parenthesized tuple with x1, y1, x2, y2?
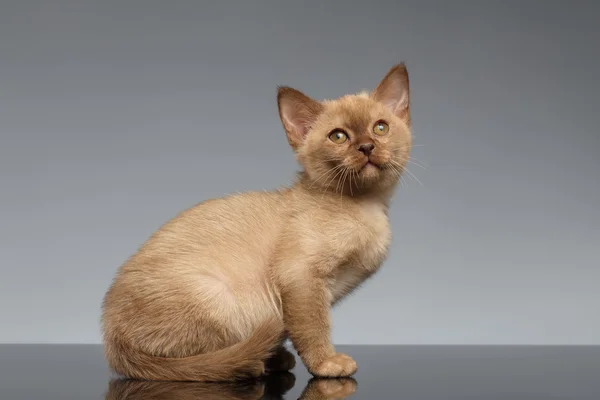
(105, 373, 357, 399)
(299, 378, 357, 399)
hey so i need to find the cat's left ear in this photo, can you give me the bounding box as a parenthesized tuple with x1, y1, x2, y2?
(277, 86, 324, 150)
(372, 63, 410, 125)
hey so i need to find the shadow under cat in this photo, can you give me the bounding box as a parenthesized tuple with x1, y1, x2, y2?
(105, 373, 357, 400)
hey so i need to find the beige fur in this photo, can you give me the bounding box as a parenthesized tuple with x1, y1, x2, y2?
(101, 63, 412, 381)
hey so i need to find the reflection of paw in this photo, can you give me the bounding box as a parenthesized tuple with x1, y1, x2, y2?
(312, 353, 357, 377)
(266, 347, 297, 371)
(315, 378, 357, 397)
(299, 378, 357, 399)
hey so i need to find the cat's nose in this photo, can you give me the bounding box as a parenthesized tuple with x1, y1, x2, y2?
(358, 143, 375, 156)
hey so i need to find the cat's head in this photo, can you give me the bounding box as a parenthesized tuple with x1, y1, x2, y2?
(277, 64, 412, 196)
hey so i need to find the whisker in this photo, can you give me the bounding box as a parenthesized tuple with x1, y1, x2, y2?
(323, 165, 345, 193)
(404, 167, 424, 187)
(336, 169, 345, 197)
(308, 164, 344, 190)
(342, 169, 350, 201)
(320, 166, 346, 202)
(394, 157, 428, 170)
(348, 170, 354, 196)
(350, 169, 358, 196)
(408, 159, 428, 169)
(387, 159, 422, 188)
(388, 163, 407, 188)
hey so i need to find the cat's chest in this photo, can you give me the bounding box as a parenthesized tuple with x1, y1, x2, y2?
(351, 200, 391, 268)
(299, 199, 392, 304)
(301, 199, 392, 269)
(326, 209, 390, 304)
(325, 211, 390, 305)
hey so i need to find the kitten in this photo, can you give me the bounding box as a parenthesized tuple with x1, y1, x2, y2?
(101, 63, 412, 381)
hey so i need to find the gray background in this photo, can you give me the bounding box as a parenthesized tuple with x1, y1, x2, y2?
(1, 0, 598, 345)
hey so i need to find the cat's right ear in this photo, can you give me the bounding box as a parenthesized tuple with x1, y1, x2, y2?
(277, 86, 324, 150)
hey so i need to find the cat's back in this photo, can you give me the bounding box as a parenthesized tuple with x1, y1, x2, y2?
(145, 189, 289, 256)
(111, 190, 291, 284)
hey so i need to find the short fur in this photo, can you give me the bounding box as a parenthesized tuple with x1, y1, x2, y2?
(101, 63, 412, 381)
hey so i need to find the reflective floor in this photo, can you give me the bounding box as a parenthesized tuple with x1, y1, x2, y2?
(0, 345, 598, 399)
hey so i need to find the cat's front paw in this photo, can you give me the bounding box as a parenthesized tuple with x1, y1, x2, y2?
(311, 353, 357, 377)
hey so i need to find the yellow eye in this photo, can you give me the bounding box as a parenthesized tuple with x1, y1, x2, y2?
(328, 130, 348, 144)
(373, 121, 389, 135)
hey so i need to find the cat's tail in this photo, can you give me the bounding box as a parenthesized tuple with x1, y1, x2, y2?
(104, 317, 285, 382)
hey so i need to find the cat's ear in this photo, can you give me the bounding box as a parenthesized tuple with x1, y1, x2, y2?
(277, 86, 324, 149)
(372, 63, 410, 124)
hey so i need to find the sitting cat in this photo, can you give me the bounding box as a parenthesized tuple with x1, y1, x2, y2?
(101, 63, 412, 381)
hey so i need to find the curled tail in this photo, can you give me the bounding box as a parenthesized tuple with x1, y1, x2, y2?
(104, 317, 284, 382)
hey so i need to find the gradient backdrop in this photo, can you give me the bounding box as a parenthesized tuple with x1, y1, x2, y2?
(1, 0, 598, 345)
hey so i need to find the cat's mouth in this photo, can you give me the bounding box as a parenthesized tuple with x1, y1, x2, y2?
(360, 160, 383, 171)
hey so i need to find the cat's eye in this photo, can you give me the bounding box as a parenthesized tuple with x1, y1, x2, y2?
(373, 121, 390, 136)
(328, 130, 349, 144)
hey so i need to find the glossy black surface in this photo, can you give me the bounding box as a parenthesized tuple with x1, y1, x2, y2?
(0, 345, 598, 399)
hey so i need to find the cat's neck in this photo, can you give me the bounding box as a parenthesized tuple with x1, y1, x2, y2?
(293, 171, 395, 207)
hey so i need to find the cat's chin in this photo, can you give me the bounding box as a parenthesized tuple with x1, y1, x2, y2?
(358, 161, 382, 180)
